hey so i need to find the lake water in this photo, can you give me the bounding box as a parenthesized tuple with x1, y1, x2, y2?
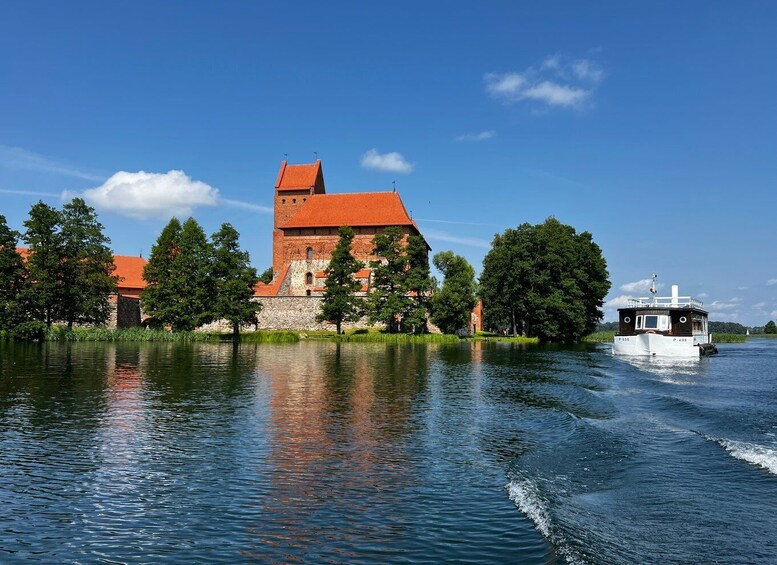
(1, 339, 776, 563)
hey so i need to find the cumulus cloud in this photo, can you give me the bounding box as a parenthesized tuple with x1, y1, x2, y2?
(767, 278, 777, 286)
(605, 295, 633, 309)
(360, 149, 414, 174)
(82, 170, 219, 219)
(484, 55, 604, 109)
(620, 278, 662, 293)
(454, 130, 496, 142)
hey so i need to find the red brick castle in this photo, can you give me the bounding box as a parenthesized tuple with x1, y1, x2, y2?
(256, 160, 428, 297)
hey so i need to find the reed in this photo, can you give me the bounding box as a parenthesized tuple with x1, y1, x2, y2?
(583, 331, 616, 343)
(712, 333, 747, 343)
(239, 331, 300, 343)
(335, 332, 459, 343)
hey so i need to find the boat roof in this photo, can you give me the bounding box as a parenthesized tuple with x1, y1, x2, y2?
(617, 295, 708, 314)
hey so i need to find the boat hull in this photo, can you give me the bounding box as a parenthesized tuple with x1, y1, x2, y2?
(613, 333, 714, 357)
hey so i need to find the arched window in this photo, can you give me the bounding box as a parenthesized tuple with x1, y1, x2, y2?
(306, 289, 312, 296)
(306, 247, 313, 260)
(305, 272, 313, 285)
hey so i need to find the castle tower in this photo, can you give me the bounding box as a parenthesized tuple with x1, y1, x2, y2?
(272, 160, 326, 275)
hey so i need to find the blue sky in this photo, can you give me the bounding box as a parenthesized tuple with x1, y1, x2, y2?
(1, 2, 775, 325)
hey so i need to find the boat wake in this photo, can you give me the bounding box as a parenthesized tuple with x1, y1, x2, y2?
(705, 435, 777, 476)
(506, 476, 585, 565)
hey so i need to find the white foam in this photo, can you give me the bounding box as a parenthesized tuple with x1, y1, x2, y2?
(506, 478, 552, 538)
(506, 478, 586, 565)
(714, 438, 777, 476)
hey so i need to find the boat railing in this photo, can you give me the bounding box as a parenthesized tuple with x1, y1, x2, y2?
(628, 296, 704, 308)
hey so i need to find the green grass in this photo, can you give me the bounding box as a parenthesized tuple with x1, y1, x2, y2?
(238, 330, 300, 343)
(712, 333, 747, 343)
(45, 327, 219, 342)
(334, 331, 460, 343)
(583, 331, 616, 343)
(749, 333, 777, 338)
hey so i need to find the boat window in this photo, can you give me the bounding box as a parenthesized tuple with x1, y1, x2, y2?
(643, 315, 659, 329)
(623, 316, 631, 323)
(636, 316, 643, 329)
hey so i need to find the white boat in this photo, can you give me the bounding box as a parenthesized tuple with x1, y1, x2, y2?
(613, 276, 718, 357)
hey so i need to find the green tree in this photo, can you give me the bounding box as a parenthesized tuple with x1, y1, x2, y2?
(431, 251, 477, 335)
(0, 215, 27, 331)
(258, 267, 274, 284)
(480, 217, 610, 342)
(367, 226, 412, 333)
(765, 320, 777, 334)
(143, 217, 215, 331)
(22, 202, 64, 327)
(211, 223, 259, 338)
(316, 226, 364, 334)
(59, 198, 118, 329)
(403, 234, 433, 333)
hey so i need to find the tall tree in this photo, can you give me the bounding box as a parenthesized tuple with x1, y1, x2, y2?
(59, 198, 118, 329)
(22, 201, 64, 327)
(765, 320, 777, 334)
(0, 215, 27, 331)
(480, 217, 610, 342)
(403, 234, 433, 333)
(367, 227, 412, 333)
(211, 223, 259, 338)
(143, 217, 214, 332)
(431, 251, 477, 334)
(316, 226, 364, 334)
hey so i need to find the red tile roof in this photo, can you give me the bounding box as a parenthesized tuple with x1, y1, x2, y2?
(17, 248, 147, 293)
(275, 161, 324, 192)
(254, 263, 289, 297)
(113, 255, 147, 290)
(280, 192, 417, 229)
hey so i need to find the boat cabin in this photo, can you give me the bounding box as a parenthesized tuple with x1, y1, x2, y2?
(618, 294, 708, 338)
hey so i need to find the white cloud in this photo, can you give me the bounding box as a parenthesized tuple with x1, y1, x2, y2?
(709, 301, 737, 310)
(767, 278, 777, 286)
(0, 144, 103, 181)
(710, 311, 739, 321)
(698, 292, 709, 298)
(360, 149, 414, 174)
(423, 229, 490, 249)
(737, 286, 749, 291)
(219, 198, 273, 214)
(730, 297, 742, 303)
(605, 295, 633, 309)
(570, 59, 604, 83)
(82, 170, 219, 219)
(753, 302, 768, 309)
(620, 278, 662, 293)
(484, 55, 604, 109)
(541, 54, 561, 70)
(771, 310, 777, 318)
(454, 130, 496, 142)
(0, 188, 60, 198)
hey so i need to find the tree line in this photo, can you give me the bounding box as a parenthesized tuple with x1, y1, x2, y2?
(316, 226, 478, 335)
(1, 200, 117, 339)
(3, 202, 611, 342)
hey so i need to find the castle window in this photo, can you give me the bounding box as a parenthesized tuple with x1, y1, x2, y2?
(306, 247, 313, 260)
(306, 289, 312, 296)
(282, 199, 286, 204)
(303, 198, 306, 202)
(306, 272, 313, 285)
(293, 198, 297, 204)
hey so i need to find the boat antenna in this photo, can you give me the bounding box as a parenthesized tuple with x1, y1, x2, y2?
(650, 273, 658, 304)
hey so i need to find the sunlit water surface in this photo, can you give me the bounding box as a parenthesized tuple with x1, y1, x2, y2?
(1, 339, 775, 563)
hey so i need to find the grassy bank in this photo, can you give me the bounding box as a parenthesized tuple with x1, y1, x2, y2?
(582, 330, 748, 344)
(583, 331, 616, 343)
(711, 333, 747, 343)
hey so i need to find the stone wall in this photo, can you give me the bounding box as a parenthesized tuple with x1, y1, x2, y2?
(106, 294, 142, 329)
(198, 296, 377, 333)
